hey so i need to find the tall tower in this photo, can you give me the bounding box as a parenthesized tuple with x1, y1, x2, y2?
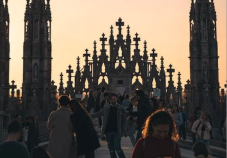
(22, 0, 52, 117)
(0, 0, 10, 111)
(189, 0, 219, 110)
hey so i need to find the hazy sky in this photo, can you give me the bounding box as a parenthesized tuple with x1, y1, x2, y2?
(7, 0, 226, 90)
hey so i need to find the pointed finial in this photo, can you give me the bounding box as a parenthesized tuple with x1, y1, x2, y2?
(94, 40, 97, 49)
(127, 25, 130, 34)
(144, 41, 147, 49)
(110, 25, 113, 34)
(5, 0, 8, 4)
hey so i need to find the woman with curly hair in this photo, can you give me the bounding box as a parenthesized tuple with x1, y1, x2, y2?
(132, 110, 181, 158)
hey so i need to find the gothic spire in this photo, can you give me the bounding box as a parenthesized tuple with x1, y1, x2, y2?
(46, 0, 51, 21)
(25, 0, 30, 22)
(92, 41, 97, 62)
(76, 56, 80, 72)
(143, 41, 148, 61)
(116, 18, 124, 37)
(177, 72, 182, 90)
(4, 0, 9, 22)
(190, 0, 195, 21)
(160, 56, 165, 70)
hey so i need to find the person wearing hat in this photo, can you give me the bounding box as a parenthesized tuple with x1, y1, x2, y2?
(90, 93, 127, 158)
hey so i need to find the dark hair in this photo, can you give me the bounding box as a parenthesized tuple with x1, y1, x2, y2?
(101, 87, 106, 92)
(192, 141, 209, 157)
(172, 104, 179, 113)
(108, 93, 118, 99)
(69, 99, 90, 117)
(104, 92, 109, 97)
(142, 109, 179, 141)
(31, 146, 52, 158)
(135, 90, 145, 97)
(28, 116, 35, 123)
(126, 95, 129, 99)
(97, 88, 101, 91)
(58, 95, 70, 106)
(150, 97, 159, 112)
(7, 120, 22, 134)
(195, 106, 201, 114)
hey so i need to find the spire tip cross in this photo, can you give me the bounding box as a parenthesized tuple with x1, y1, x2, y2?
(167, 64, 175, 81)
(116, 18, 124, 34)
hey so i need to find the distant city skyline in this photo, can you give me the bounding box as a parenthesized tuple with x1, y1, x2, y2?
(7, 0, 226, 90)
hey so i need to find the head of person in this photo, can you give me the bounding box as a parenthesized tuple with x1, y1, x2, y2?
(58, 95, 70, 107)
(104, 92, 109, 100)
(101, 87, 106, 93)
(142, 110, 179, 141)
(195, 106, 201, 115)
(192, 141, 209, 158)
(149, 97, 159, 111)
(130, 95, 137, 106)
(109, 93, 118, 105)
(15, 114, 21, 122)
(200, 111, 208, 121)
(7, 120, 22, 141)
(69, 99, 86, 114)
(28, 116, 35, 123)
(135, 90, 145, 101)
(31, 146, 52, 158)
(166, 107, 172, 114)
(97, 88, 101, 94)
(172, 104, 179, 113)
(125, 95, 129, 100)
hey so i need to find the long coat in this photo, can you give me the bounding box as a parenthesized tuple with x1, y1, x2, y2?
(27, 122, 38, 153)
(47, 108, 74, 158)
(70, 113, 100, 155)
(90, 103, 127, 137)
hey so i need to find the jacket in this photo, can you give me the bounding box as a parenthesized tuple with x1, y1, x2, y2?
(191, 118, 212, 140)
(90, 103, 126, 137)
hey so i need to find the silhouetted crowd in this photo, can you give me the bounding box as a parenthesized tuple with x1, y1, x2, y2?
(0, 88, 222, 158)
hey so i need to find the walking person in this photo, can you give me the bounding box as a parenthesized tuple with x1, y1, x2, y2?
(91, 93, 127, 158)
(191, 111, 212, 151)
(172, 104, 183, 134)
(122, 95, 130, 110)
(27, 116, 39, 154)
(100, 92, 109, 140)
(87, 89, 96, 113)
(190, 106, 202, 144)
(134, 90, 153, 143)
(179, 107, 187, 140)
(132, 110, 181, 158)
(125, 96, 137, 147)
(95, 88, 102, 127)
(0, 120, 30, 158)
(69, 99, 100, 158)
(46, 95, 76, 158)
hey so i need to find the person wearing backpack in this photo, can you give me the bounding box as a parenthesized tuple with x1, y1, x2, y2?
(191, 111, 212, 151)
(132, 110, 181, 158)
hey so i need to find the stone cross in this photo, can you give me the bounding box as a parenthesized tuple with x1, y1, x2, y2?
(167, 64, 175, 82)
(66, 65, 74, 82)
(116, 18, 124, 35)
(150, 48, 157, 65)
(133, 33, 140, 50)
(9, 80, 17, 98)
(100, 33, 107, 50)
(83, 49, 90, 66)
(51, 80, 55, 87)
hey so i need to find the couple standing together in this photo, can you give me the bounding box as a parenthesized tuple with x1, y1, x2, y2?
(46, 93, 127, 158)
